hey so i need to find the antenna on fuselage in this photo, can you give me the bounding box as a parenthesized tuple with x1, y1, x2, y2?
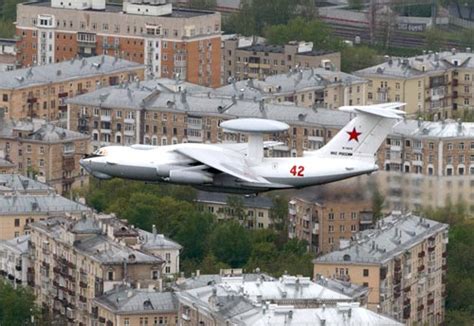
(220, 119, 289, 166)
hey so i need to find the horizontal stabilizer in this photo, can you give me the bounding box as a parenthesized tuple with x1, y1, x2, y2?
(339, 102, 406, 119)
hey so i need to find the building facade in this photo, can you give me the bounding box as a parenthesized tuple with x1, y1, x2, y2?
(356, 50, 474, 120)
(0, 235, 33, 288)
(288, 185, 373, 254)
(222, 38, 341, 81)
(66, 80, 350, 155)
(196, 192, 274, 229)
(0, 55, 143, 121)
(30, 216, 165, 326)
(15, 0, 221, 87)
(0, 116, 90, 194)
(313, 213, 449, 325)
(94, 287, 178, 326)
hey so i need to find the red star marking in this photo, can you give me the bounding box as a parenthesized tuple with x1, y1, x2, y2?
(347, 127, 362, 142)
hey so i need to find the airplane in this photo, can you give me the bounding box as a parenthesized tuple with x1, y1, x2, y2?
(80, 103, 405, 194)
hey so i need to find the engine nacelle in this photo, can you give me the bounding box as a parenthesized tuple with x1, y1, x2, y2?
(168, 170, 213, 184)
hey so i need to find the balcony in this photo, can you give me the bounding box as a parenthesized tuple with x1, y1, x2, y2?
(418, 251, 425, 258)
(418, 265, 425, 272)
(417, 304, 424, 312)
(100, 115, 111, 122)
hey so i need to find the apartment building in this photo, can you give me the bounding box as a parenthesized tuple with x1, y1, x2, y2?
(376, 118, 474, 212)
(356, 49, 474, 119)
(30, 216, 165, 326)
(67, 80, 350, 155)
(94, 287, 178, 326)
(195, 192, 273, 229)
(177, 274, 402, 325)
(0, 116, 90, 194)
(0, 174, 90, 239)
(0, 158, 15, 173)
(15, 0, 221, 87)
(0, 38, 16, 72)
(0, 235, 33, 288)
(0, 55, 143, 121)
(313, 213, 449, 325)
(222, 38, 341, 81)
(288, 184, 373, 254)
(212, 68, 367, 109)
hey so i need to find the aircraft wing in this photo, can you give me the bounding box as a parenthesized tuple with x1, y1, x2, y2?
(217, 141, 284, 154)
(175, 146, 271, 184)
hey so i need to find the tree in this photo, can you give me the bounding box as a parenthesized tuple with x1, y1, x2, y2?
(0, 281, 38, 325)
(210, 221, 251, 267)
(425, 27, 447, 51)
(226, 195, 245, 222)
(187, 0, 216, 10)
(174, 211, 215, 261)
(348, 0, 364, 10)
(341, 46, 379, 73)
(371, 184, 385, 221)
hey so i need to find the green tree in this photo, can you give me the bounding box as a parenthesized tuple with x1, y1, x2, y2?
(210, 221, 251, 267)
(425, 27, 447, 51)
(348, 0, 364, 10)
(174, 211, 214, 261)
(226, 195, 245, 221)
(341, 46, 379, 73)
(198, 254, 230, 274)
(187, 0, 216, 10)
(371, 185, 385, 221)
(0, 281, 38, 325)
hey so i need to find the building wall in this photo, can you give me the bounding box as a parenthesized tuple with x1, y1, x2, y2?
(0, 66, 144, 120)
(313, 226, 448, 325)
(15, 3, 222, 87)
(0, 136, 90, 194)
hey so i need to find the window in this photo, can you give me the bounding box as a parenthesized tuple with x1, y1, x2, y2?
(339, 225, 345, 232)
(328, 225, 334, 233)
(14, 219, 20, 227)
(363, 269, 369, 277)
(124, 318, 130, 326)
(2, 94, 7, 102)
(107, 271, 113, 281)
(152, 270, 159, 280)
(328, 212, 334, 220)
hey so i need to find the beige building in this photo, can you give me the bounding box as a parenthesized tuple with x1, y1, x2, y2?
(16, 0, 221, 87)
(195, 192, 273, 229)
(314, 213, 449, 325)
(0, 174, 90, 240)
(356, 50, 474, 120)
(0, 55, 144, 121)
(0, 235, 33, 288)
(67, 80, 350, 155)
(222, 37, 341, 81)
(94, 287, 178, 326)
(30, 216, 165, 326)
(376, 118, 474, 212)
(288, 184, 373, 254)
(0, 115, 90, 194)
(212, 68, 367, 109)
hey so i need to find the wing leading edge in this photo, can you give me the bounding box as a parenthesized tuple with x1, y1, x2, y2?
(175, 146, 271, 184)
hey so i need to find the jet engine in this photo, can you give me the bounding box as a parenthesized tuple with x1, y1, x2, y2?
(168, 170, 213, 184)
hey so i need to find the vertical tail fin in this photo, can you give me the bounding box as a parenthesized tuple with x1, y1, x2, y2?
(315, 103, 405, 161)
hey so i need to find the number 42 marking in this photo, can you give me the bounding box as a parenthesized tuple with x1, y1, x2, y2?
(290, 165, 305, 177)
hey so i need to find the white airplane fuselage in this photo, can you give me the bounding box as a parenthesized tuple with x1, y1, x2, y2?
(80, 143, 377, 193)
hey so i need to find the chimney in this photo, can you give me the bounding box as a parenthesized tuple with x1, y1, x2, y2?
(152, 224, 157, 237)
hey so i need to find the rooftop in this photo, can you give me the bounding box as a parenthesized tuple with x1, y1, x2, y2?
(0, 119, 89, 142)
(175, 271, 275, 291)
(314, 213, 449, 265)
(0, 55, 143, 90)
(0, 234, 31, 255)
(0, 174, 53, 193)
(0, 158, 15, 169)
(391, 118, 474, 139)
(31, 217, 162, 265)
(213, 68, 365, 100)
(238, 44, 333, 57)
(314, 276, 369, 300)
(95, 287, 178, 314)
(67, 83, 352, 128)
(137, 229, 182, 251)
(0, 194, 89, 215)
(355, 50, 474, 78)
(237, 302, 403, 326)
(23, 1, 215, 18)
(196, 191, 273, 209)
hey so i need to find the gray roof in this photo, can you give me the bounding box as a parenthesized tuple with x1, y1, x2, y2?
(0, 119, 89, 142)
(0, 234, 31, 255)
(196, 191, 273, 209)
(314, 213, 449, 265)
(0, 158, 14, 168)
(390, 119, 474, 139)
(95, 287, 178, 314)
(314, 276, 369, 300)
(175, 273, 275, 291)
(238, 302, 403, 326)
(32, 217, 162, 265)
(355, 51, 474, 79)
(211, 68, 365, 100)
(0, 174, 53, 193)
(0, 55, 143, 90)
(138, 229, 182, 250)
(0, 194, 90, 214)
(67, 84, 352, 128)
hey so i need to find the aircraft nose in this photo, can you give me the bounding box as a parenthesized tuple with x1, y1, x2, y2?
(80, 156, 92, 173)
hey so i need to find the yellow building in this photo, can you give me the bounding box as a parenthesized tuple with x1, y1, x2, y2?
(313, 213, 449, 326)
(356, 50, 474, 120)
